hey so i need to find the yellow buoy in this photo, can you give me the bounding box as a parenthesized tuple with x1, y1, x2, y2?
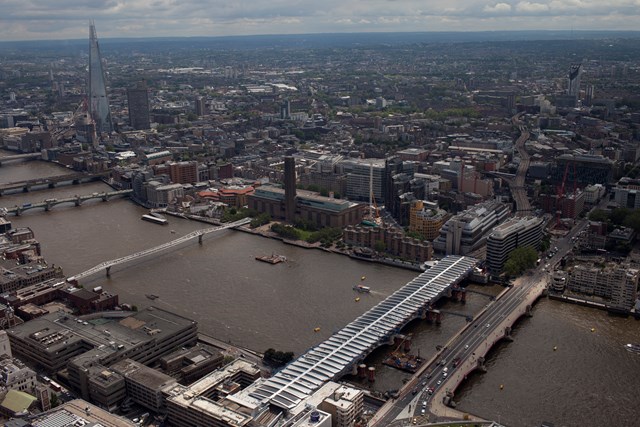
(499, 384, 504, 390)
(355, 297, 361, 302)
(590, 328, 595, 332)
(314, 327, 321, 332)
(361, 276, 366, 281)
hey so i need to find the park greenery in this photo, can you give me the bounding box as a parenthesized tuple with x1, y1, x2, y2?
(503, 246, 538, 277)
(270, 221, 342, 247)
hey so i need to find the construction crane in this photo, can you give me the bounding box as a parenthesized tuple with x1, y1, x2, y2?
(556, 161, 577, 229)
(555, 163, 570, 229)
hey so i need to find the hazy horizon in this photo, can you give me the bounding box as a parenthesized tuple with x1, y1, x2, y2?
(2, 0, 640, 42)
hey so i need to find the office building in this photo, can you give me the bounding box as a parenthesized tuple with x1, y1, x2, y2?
(614, 177, 640, 209)
(88, 23, 113, 134)
(86, 367, 126, 411)
(0, 357, 37, 393)
(409, 200, 449, 240)
(552, 154, 613, 186)
(7, 307, 197, 377)
(127, 81, 150, 130)
(568, 264, 639, 311)
(165, 359, 261, 427)
(318, 384, 363, 427)
(583, 183, 606, 204)
(486, 217, 544, 275)
(284, 156, 297, 222)
(433, 200, 510, 255)
(28, 399, 136, 427)
(169, 160, 199, 184)
(340, 159, 385, 204)
(111, 359, 177, 412)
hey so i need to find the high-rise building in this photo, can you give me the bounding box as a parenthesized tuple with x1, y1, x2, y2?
(567, 63, 582, 97)
(127, 81, 150, 130)
(284, 156, 297, 222)
(280, 99, 291, 119)
(88, 23, 113, 134)
(195, 96, 206, 117)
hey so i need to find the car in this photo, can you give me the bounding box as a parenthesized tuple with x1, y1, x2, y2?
(428, 388, 434, 394)
(443, 372, 448, 378)
(422, 401, 427, 407)
(421, 408, 426, 415)
(437, 380, 442, 385)
(464, 344, 469, 349)
(422, 381, 427, 387)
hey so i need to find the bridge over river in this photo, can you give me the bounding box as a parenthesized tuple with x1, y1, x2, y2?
(2, 189, 132, 215)
(248, 255, 478, 410)
(67, 217, 251, 282)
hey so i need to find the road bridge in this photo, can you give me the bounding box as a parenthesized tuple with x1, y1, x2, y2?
(0, 171, 110, 195)
(0, 152, 41, 166)
(2, 189, 132, 215)
(67, 217, 251, 282)
(249, 256, 478, 411)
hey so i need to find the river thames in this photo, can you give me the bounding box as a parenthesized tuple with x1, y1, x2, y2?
(2, 156, 639, 427)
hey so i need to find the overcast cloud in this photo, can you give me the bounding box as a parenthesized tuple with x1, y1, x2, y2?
(0, 0, 639, 41)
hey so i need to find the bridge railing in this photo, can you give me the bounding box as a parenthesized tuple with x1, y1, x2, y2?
(68, 217, 250, 282)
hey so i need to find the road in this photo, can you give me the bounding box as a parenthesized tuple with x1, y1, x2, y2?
(371, 223, 587, 426)
(510, 116, 532, 216)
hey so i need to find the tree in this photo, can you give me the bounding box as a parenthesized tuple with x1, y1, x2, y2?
(50, 393, 59, 408)
(623, 210, 640, 233)
(503, 246, 538, 277)
(588, 209, 609, 223)
(374, 240, 386, 252)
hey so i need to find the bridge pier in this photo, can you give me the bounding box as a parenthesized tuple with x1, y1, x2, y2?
(198, 234, 203, 244)
(503, 326, 514, 342)
(106, 266, 111, 277)
(14, 207, 21, 216)
(101, 194, 108, 202)
(45, 202, 51, 212)
(525, 304, 533, 317)
(444, 391, 457, 408)
(72, 179, 80, 185)
(460, 289, 467, 304)
(75, 196, 82, 207)
(476, 356, 487, 373)
(22, 186, 29, 193)
(48, 182, 55, 189)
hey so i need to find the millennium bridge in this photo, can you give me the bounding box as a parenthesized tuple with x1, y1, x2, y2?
(249, 255, 478, 410)
(67, 217, 251, 282)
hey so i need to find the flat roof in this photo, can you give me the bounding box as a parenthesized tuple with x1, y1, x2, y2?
(8, 307, 195, 359)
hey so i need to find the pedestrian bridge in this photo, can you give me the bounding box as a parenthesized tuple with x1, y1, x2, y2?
(67, 217, 251, 282)
(249, 255, 478, 410)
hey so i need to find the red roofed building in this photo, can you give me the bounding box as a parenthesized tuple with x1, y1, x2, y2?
(197, 186, 254, 208)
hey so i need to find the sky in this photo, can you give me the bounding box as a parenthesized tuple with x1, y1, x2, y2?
(1, 0, 639, 41)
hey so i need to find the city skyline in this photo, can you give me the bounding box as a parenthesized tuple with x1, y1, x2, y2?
(1, 0, 640, 41)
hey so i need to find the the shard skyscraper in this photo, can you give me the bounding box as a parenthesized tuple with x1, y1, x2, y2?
(88, 22, 113, 134)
